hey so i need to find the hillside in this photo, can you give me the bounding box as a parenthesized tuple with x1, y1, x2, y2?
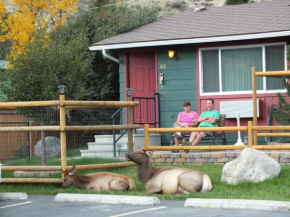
(79, 0, 275, 18)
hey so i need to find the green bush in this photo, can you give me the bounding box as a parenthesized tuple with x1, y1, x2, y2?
(225, 0, 249, 5)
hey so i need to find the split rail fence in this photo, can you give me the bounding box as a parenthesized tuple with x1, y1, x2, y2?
(2, 68, 290, 184)
(144, 67, 290, 151)
(1, 95, 139, 184)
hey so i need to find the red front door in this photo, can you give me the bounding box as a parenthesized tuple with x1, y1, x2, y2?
(127, 51, 157, 127)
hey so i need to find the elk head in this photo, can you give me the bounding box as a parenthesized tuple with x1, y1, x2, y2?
(62, 165, 77, 188)
(126, 148, 152, 165)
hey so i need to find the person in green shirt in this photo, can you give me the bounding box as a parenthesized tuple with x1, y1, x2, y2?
(188, 98, 220, 146)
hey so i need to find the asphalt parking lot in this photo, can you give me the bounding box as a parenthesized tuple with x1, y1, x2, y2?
(1, 195, 290, 217)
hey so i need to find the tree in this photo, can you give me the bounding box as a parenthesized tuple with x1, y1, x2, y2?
(225, 0, 249, 5)
(0, 0, 79, 60)
(0, 6, 158, 101)
(0, 5, 158, 164)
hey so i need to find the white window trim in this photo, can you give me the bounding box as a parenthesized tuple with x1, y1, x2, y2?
(199, 42, 287, 96)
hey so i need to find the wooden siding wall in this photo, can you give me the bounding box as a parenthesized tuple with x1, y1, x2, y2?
(118, 38, 289, 145)
(200, 93, 289, 127)
(157, 45, 197, 145)
(119, 46, 197, 145)
(198, 93, 290, 144)
(119, 50, 126, 125)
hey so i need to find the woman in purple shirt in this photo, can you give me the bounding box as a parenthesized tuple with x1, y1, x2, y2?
(173, 101, 199, 147)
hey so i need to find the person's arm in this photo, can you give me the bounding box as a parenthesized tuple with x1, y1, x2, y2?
(201, 112, 220, 124)
(189, 117, 199, 127)
(198, 112, 219, 124)
(197, 116, 207, 122)
(203, 117, 217, 124)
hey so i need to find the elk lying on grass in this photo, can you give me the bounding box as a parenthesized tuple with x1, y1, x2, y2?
(126, 149, 212, 194)
(62, 165, 136, 191)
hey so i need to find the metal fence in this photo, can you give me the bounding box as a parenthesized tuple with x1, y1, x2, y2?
(0, 107, 123, 165)
(0, 97, 139, 184)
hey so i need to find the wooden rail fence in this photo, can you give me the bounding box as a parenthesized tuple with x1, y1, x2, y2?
(2, 69, 290, 184)
(1, 95, 139, 184)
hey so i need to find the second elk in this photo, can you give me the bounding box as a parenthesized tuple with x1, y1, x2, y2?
(62, 165, 136, 191)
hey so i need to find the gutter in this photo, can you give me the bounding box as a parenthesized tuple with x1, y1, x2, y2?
(89, 31, 290, 51)
(102, 49, 119, 64)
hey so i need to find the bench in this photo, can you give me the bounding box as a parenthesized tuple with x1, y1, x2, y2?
(170, 114, 227, 146)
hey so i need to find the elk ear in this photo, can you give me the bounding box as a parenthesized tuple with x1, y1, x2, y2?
(68, 165, 76, 176)
(146, 151, 153, 156)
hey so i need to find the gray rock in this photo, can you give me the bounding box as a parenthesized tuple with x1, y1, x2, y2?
(34, 136, 60, 158)
(221, 148, 281, 185)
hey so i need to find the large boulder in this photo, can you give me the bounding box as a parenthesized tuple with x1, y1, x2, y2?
(221, 148, 281, 185)
(34, 136, 61, 158)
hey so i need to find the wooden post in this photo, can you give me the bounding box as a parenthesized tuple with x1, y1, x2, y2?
(59, 94, 67, 181)
(144, 124, 150, 149)
(29, 121, 33, 157)
(248, 121, 253, 148)
(127, 96, 134, 154)
(252, 67, 258, 146)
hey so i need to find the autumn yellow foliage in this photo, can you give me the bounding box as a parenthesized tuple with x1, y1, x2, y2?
(0, 0, 79, 59)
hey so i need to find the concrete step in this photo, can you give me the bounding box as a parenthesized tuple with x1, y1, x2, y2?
(93, 134, 128, 143)
(80, 133, 161, 159)
(87, 142, 127, 151)
(80, 150, 127, 158)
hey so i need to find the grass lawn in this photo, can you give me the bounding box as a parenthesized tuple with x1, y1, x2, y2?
(1, 157, 290, 201)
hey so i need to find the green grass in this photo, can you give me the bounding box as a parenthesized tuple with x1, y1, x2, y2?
(1, 159, 290, 201)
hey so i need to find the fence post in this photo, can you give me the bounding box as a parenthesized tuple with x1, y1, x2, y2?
(248, 121, 253, 148)
(127, 96, 134, 154)
(144, 124, 149, 149)
(29, 120, 33, 158)
(252, 67, 258, 146)
(59, 85, 67, 181)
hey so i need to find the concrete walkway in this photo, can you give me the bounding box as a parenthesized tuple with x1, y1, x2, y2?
(1, 193, 290, 212)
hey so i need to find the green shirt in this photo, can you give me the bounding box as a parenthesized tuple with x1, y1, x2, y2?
(199, 110, 220, 127)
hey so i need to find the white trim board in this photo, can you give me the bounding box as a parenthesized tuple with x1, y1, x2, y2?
(89, 31, 290, 51)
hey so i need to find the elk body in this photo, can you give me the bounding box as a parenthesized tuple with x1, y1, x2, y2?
(62, 166, 136, 191)
(126, 149, 212, 194)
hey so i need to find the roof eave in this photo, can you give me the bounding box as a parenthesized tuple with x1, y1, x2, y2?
(89, 31, 290, 51)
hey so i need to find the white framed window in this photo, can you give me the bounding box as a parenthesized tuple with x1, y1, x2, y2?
(199, 43, 287, 95)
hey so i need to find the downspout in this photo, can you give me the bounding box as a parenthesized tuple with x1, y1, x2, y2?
(101, 49, 120, 157)
(102, 49, 119, 64)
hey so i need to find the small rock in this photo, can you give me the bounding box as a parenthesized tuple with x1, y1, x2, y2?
(34, 136, 60, 158)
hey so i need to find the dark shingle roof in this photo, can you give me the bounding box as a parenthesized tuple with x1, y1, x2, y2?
(90, 0, 290, 50)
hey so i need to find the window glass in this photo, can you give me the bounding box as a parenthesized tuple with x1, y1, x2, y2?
(266, 45, 285, 90)
(202, 50, 219, 93)
(221, 47, 263, 91)
(200, 44, 286, 94)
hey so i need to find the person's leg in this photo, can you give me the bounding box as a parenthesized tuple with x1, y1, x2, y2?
(191, 132, 207, 146)
(173, 122, 183, 146)
(188, 132, 199, 145)
(174, 137, 179, 146)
